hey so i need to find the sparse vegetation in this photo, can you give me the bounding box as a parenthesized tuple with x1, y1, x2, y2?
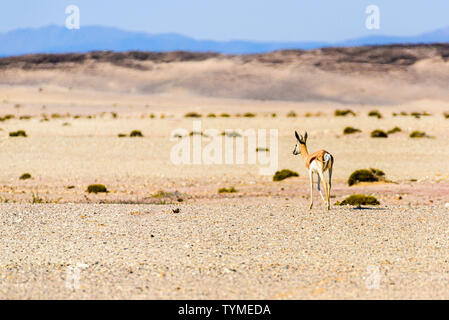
(387, 126, 402, 134)
(185, 112, 202, 118)
(218, 187, 237, 193)
(287, 111, 297, 118)
(19, 173, 32, 180)
(343, 126, 361, 135)
(371, 130, 388, 138)
(443, 112, 449, 119)
(220, 113, 230, 118)
(256, 147, 269, 152)
(348, 168, 385, 186)
(118, 133, 127, 138)
(130, 130, 144, 137)
(336, 194, 380, 206)
(221, 131, 242, 138)
(273, 169, 299, 182)
(368, 110, 382, 119)
(335, 109, 356, 117)
(243, 112, 256, 118)
(207, 113, 216, 118)
(9, 130, 27, 137)
(0, 114, 15, 122)
(87, 184, 108, 194)
(32, 193, 44, 204)
(409, 131, 427, 138)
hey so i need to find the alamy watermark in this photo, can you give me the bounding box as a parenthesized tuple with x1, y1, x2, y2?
(170, 120, 278, 175)
(365, 5, 380, 30)
(66, 263, 88, 290)
(65, 5, 80, 30)
(364, 265, 381, 289)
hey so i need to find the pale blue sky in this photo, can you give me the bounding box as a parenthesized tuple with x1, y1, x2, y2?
(1, 0, 448, 42)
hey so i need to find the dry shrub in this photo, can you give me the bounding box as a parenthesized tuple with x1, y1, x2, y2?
(336, 194, 380, 206)
(348, 168, 385, 186)
(273, 169, 299, 181)
(371, 130, 388, 138)
(343, 127, 361, 135)
(87, 184, 108, 193)
(218, 187, 237, 193)
(335, 109, 356, 117)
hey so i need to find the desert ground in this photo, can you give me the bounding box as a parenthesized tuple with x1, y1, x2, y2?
(0, 46, 449, 299)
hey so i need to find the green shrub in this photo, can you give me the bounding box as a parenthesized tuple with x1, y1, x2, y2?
(185, 112, 202, 118)
(207, 113, 216, 118)
(343, 126, 361, 135)
(19, 173, 32, 180)
(387, 126, 402, 134)
(87, 184, 108, 194)
(336, 194, 380, 206)
(348, 168, 385, 186)
(9, 130, 27, 137)
(410, 131, 426, 138)
(220, 113, 230, 118)
(371, 130, 388, 138)
(243, 112, 256, 118)
(218, 187, 237, 193)
(368, 110, 382, 119)
(130, 130, 143, 137)
(273, 169, 299, 181)
(335, 109, 356, 117)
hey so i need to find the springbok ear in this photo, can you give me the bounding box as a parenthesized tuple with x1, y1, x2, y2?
(295, 131, 300, 141)
(304, 131, 308, 142)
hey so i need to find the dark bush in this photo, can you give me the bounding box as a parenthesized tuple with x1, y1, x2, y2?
(387, 126, 402, 134)
(19, 173, 32, 180)
(343, 126, 362, 135)
(220, 113, 230, 118)
(336, 194, 380, 206)
(207, 113, 216, 118)
(348, 168, 385, 186)
(368, 110, 382, 119)
(409, 131, 426, 138)
(444, 112, 449, 119)
(273, 169, 299, 181)
(243, 112, 256, 118)
(371, 130, 388, 138)
(218, 187, 237, 193)
(335, 109, 356, 117)
(184, 112, 202, 118)
(9, 130, 27, 137)
(287, 111, 297, 118)
(87, 184, 108, 193)
(130, 130, 143, 137)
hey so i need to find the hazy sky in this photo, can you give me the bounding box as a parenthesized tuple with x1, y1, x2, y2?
(1, 0, 448, 42)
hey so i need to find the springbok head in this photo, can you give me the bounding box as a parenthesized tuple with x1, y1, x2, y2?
(293, 131, 308, 155)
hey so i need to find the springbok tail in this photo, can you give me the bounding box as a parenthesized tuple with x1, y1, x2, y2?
(323, 153, 333, 171)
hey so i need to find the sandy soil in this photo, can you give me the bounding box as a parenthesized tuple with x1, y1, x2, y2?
(1, 202, 449, 299)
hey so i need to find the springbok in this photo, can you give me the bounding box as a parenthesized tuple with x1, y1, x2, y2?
(293, 131, 334, 210)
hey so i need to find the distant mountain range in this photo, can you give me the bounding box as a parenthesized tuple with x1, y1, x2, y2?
(1, 25, 449, 56)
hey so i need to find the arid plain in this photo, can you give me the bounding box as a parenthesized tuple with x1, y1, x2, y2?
(0, 46, 449, 299)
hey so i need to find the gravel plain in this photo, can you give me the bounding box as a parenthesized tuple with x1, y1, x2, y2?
(1, 201, 449, 299)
